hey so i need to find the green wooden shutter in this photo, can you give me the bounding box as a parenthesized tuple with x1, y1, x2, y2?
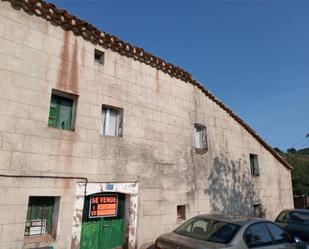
(48, 105, 58, 128)
(26, 197, 55, 235)
(48, 95, 73, 130)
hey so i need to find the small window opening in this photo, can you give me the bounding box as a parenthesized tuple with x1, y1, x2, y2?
(94, 49, 104, 64)
(177, 205, 186, 221)
(24, 196, 60, 239)
(101, 105, 123, 137)
(250, 154, 259, 176)
(194, 124, 208, 153)
(48, 90, 77, 131)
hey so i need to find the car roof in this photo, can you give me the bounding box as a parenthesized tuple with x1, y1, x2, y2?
(194, 214, 267, 226)
(279, 209, 309, 214)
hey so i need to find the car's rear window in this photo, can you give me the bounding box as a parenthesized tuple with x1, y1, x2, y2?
(277, 211, 309, 224)
(174, 217, 241, 244)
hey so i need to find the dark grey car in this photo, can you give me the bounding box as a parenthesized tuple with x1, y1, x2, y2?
(154, 214, 308, 249)
(275, 209, 309, 243)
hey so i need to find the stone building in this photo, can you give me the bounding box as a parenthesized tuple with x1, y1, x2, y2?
(0, 1, 293, 249)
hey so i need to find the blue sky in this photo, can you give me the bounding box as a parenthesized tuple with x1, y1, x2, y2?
(50, 0, 309, 151)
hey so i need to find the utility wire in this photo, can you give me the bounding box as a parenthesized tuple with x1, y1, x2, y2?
(290, 136, 307, 148)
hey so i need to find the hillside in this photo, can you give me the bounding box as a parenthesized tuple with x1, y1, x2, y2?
(275, 147, 309, 195)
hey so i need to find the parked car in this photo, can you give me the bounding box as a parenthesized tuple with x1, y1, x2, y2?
(275, 209, 309, 243)
(155, 214, 308, 249)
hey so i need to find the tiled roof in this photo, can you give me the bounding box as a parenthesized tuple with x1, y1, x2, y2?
(3, 0, 293, 170)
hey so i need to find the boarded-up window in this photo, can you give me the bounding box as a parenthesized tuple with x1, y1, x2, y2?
(101, 105, 123, 137)
(48, 90, 77, 130)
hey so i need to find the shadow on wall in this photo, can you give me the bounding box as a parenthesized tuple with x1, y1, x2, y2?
(206, 156, 266, 217)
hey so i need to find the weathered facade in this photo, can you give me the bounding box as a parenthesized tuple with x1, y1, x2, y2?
(0, 1, 293, 249)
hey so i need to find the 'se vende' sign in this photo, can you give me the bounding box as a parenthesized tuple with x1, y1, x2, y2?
(89, 194, 118, 218)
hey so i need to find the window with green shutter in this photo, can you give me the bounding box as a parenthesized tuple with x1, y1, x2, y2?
(24, 196, 59, 238)
(48, 91, 76, 130)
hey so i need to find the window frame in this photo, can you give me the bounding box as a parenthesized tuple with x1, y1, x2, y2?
(101, 105, 123, 137)
(48, 89, 78, 131)
(177, 205, 186, 221)
(194, 123, 208, 154)
(174, 217, 241, 244)
(249, 153, 259, 176)
(243, 222, 273, 248)
(276, 210, 309, 224)
(253, 203, 263, 218)
(24, 196, 60, 240)
(263, 222, 293, 245)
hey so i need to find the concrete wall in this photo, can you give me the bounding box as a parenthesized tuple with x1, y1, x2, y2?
(0, 2, 293, 249)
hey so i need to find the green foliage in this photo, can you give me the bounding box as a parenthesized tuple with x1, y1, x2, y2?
(287, 147, 297, 153)
(281, 147, 309, 195)
(274, 147, 283, 154)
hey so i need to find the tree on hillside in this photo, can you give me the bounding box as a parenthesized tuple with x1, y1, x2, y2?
(274, 147, 283, 154)
(284, 149, 309, 195)
(287, 148, 296, 153)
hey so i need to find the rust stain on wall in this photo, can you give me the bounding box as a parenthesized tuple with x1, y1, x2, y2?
(57, 32, 79, 94)
(67, 144, 74, 168)
(71, 236, 78, 249)
(80, 44, 86, 68)
(57, 31, 70, 91)
(43, 20, 49, 34)
(113, 58, 117, 77)
(43, 21, 51, 81)
(155, 69, 160, 94)
(63, 178, 71, 189)
(69, 39, 79, 93)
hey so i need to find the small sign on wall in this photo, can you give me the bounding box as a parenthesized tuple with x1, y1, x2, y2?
(89, 194, 118, 218)
(24, 219, 46, 236)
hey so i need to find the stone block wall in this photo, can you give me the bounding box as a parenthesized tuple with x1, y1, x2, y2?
(0, 1, 293, 249)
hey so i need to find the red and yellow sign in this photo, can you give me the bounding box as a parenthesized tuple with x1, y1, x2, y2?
(89, 194, 118, 218)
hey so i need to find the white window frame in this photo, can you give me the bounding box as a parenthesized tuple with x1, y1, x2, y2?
(194, 124, 207, 150)
(101, 105, 123, 137)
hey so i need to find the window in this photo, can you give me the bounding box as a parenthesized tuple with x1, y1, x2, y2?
(94, 49, 104, 64)
(244, 223, 272, 248)
(276, 211, 309, 224)
(264, 223, 290, 244)
(24, 196, 59, 238)
(250, 154, 259, 176)
(174, 217, 240, 244)
(101, 105, 123, 136)
(194, 124, 207, 152)
(48, 90, 77, 130)
(275, 211, 289, 223)
(177, 205, 186, 220)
